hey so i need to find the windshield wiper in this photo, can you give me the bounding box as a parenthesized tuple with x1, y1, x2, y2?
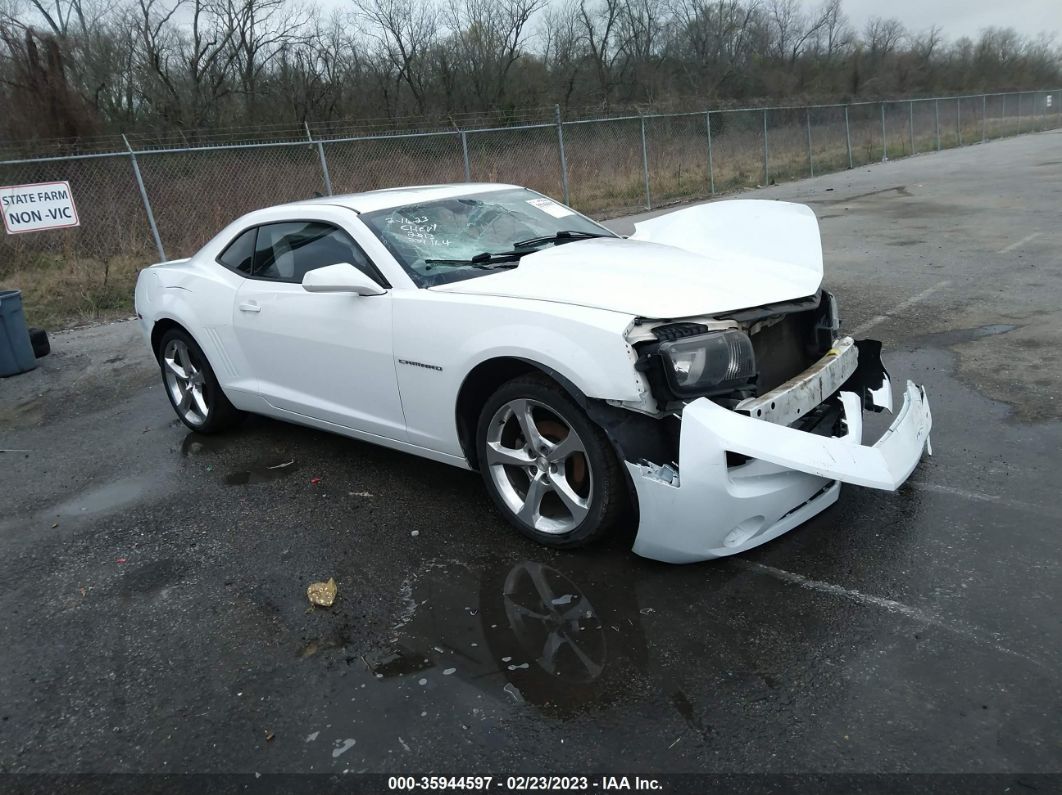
(423, 230, 609, 269)
(513, 230, 611, 249)
(423, 252, 522, 271)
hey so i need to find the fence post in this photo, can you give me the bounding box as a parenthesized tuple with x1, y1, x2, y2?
(935, 99, 941, 150)
(460, 130, 471, 182)
(122, 134, 166, 263)
(762, 109, 770, 185)
(909, 100, 915, 154)
(305, 122, 332, 196)
(1017, 93, 1023, 134)
(806, 108, 814, 177)
(957, 99, 962, 145)
(881, 103, 887, 161)
(844, 105, 853, 169)
(554, 105, 570, 205)
(982, 95, 987, 142)
(639, 111, 651, 209)
(705, 110, 715, 195)
(1001, 93, 1006, 136)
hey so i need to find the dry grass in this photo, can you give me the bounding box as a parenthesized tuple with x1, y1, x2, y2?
(1, 107, 1059, 330)
(0, 251, 143, 329)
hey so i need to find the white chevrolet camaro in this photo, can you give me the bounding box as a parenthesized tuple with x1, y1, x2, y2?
(134, 184, 932, 563)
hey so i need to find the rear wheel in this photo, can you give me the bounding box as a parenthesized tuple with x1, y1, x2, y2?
(157, 328, 243, 433)
(476, 374, 625, 548)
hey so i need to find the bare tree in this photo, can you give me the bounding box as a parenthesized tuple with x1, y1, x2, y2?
(863, 16, 905, 59)
(0, 25, 98, 138)
(351, 0, 439, 114)
(577, 0, 628, 107)
(20, 0, 107, 38)
(222, 0, 311, 119)
(444, 0, 545, 108)
(4, 0, 1062, 144)
(134, 0, 242, 128)
(667, 0, 765, 96)
(541, 0, 585, 107)
(815, 0, 850, 61)
(766, 0, 830, 65)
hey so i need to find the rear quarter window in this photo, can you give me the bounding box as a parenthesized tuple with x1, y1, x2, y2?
(217, 228, 257, 274)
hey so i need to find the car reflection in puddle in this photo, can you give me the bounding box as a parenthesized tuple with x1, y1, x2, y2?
(366, 556, 649, 715)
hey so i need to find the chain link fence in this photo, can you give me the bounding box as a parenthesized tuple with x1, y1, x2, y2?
(2, 89, 1060, 325)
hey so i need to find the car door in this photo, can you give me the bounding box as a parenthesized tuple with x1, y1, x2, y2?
(232, 218, 406, 441)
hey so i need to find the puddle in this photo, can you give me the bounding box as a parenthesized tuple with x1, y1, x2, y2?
(333, 557, 651, 715)
(181, 430, 301, 485)
(956, 324, 1016, 340)
(53, 475, 164, 519)
(369, 647, 434, 678)
(116, 558, 187, 598)
(670, 689, 708, 734)
(905, 323, 1017, 349)
(223, 459, 299, 485)
(815, 185, 912, 205)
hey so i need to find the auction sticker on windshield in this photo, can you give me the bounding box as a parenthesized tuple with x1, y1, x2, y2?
(526, 197, 573, 218)
(1, 181, 80, 234)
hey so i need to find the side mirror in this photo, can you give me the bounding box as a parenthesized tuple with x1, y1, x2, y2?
(302, 263, 386, 296)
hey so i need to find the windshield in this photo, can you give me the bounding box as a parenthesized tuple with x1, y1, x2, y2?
(360, 188, 616, 286)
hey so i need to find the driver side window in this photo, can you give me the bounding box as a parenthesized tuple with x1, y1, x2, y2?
(252, 222, 383, 285)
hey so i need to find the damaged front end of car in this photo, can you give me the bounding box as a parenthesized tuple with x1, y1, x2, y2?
(606, 290, 932, 564)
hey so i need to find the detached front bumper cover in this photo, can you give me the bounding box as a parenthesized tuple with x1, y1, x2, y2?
(627, 363, 932, 563)
(690, 380, 931, 490)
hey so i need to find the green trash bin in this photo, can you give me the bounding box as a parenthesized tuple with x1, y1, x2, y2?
(0, 289, 38, 377)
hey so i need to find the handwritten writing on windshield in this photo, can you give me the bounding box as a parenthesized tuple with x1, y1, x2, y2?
(388, 214, 452, 248)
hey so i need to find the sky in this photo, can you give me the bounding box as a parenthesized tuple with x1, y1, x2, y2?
(309, 0, 1062, 45)
(840, 0, 1062, 41)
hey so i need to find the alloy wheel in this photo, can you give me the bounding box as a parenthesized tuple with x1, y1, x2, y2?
(162, 338, 210, 427)
(484, 398, 592, 535)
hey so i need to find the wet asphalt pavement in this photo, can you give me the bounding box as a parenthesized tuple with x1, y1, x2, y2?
(0, 131, 1060, 780)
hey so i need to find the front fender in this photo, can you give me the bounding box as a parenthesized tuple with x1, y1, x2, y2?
(392, 292, 646, 455)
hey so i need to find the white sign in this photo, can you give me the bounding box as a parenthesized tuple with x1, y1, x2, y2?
(1, 181, 80, 234)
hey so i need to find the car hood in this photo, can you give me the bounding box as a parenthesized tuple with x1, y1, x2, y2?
(430, 200, 824, 318)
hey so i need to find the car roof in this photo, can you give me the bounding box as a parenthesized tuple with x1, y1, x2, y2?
(287, 183, 522, 214)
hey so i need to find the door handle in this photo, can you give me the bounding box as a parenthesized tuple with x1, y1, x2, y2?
(238, 302, 261, 313)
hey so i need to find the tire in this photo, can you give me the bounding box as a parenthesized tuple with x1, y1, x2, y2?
(28, 327, 49, 358)
(156, 327, 243, 433)
(475, 373, 626, 548)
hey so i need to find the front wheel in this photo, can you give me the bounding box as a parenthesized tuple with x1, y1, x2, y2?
(157, 328, 243, 433)
(476, 374, 626, 548)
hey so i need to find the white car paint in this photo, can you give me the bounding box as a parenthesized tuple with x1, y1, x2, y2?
(434, 201, 823, 317)
(134, 183, 933, 563)
(631, 199, 824, 276)
(628, 382, 932, 563)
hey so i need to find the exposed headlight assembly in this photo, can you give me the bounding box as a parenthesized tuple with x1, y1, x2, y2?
(638, 327, 758, 401)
